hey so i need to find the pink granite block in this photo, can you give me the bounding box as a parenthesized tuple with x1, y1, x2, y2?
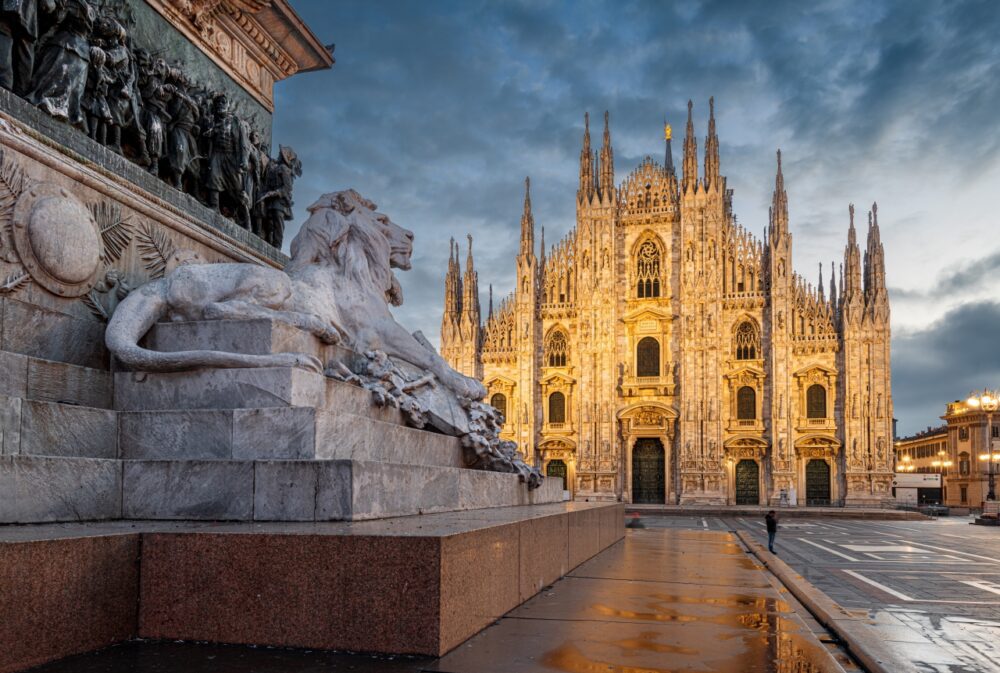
(518, 512, 569, 603)
(0, 535, 138, 673)
(567, 506, 602, 569)
(439, 522, 520, 653)
(138, 532, 442, 655)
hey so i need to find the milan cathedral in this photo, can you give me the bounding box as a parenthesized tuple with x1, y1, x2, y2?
(441, 99, 893, 506)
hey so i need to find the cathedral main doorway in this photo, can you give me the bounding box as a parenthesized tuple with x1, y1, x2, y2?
(805, 459, 831, 506)
(735, 459, 760, 505)
(546, 459, 568, 490)
(631, 438, 665, 504)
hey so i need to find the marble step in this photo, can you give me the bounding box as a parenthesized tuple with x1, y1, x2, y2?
(114, 366, 404, 426)
(117, 406, 464, 468)
(122, 458, 564, 522)
(0, 455, 122, 523)
(1, 296, 109, 370)
(143, 318, 357, 370)
(2, 349, 113, 409)
(1, 395, 117, 458)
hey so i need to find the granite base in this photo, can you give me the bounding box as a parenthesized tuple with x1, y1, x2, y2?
(0, 502, 624, 672)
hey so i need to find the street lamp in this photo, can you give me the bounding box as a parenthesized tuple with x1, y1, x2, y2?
(969, 390, 1000, 501)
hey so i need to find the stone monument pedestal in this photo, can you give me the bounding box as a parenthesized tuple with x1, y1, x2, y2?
(0, 502, 624, 672)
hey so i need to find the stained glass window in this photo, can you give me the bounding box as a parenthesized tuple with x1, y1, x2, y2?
(548, 392, 566, 423)
(636, 240, 661, 298)
(734, 321, 759, 360)
(806, 384, 826, 418)
(636, 337, 660, 377)
(737, 386, 756, 420)
(490, 393, 507, 419)
(546, 331, 568, 367)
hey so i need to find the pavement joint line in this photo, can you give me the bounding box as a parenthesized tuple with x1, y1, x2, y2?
(799, 538, 861, 561)
(900, 540, 1000, 564)
(841, 570, 913, 601)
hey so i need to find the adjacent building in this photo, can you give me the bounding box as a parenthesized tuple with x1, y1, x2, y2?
(441, 100, 895, 506)
(941, 400, 1000, 508)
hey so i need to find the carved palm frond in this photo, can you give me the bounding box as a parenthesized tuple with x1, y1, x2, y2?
(0, 147, 27, 263)
(0, 270, 30, 294)
(135, 222, 175, 280)
(90, 202, 133, 263)
(81, 290, 109, 322)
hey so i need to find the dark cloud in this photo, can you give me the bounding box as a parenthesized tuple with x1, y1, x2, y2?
(893, 300, 1000, 436)
(274, 0, 1000, 433)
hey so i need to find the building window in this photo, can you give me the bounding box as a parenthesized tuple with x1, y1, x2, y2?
(959, 452, 970, 475)
(734, 321, 759, 360)
(636, 337, 660, 377)
(806, 384, 827, 419)
(994, 426, 999, 438)
(961, 486, 968, 503)
(546, 330, 568, 367)
(490, 393, 507, 419)
(636, 240, 661, 298)
(548, 392, 566, 424)
(959, 427, 970, 441)
(737, 386, 756, 420)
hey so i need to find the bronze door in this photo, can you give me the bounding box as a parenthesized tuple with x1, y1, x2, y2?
(546, 459, 568, 490)
(631, 438, 665, 504)
(805, 459, 831, 506)
(735, 459, 760, 505)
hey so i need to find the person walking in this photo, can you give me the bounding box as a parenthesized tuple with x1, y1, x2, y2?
(765, 510, 778, 553)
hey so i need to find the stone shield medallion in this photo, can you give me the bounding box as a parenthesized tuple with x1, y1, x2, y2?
(12, 184, 102, 297)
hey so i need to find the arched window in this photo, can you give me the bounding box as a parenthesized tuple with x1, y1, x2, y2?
(737, 386, 756, 420)
(490, 393, 507, 419)
(636, 337, 660, 377)
(734, 321, 759, 360)
(546, 330, 568, 367)
(548, 392, 566, 424)
(636, 240, 661, 298)
(806, 384, 827, 419)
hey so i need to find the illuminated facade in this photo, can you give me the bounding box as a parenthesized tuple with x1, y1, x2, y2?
(441, 100, 894, 506)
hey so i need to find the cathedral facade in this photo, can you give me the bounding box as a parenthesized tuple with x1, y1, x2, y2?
(440, 100, 894, 506)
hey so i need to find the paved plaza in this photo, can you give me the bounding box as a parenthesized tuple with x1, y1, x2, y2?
(645, 514, 1000, 672)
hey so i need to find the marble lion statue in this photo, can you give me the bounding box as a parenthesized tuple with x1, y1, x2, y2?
(105, 189, 487, 403)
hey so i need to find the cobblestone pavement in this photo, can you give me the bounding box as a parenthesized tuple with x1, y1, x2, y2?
(643, 514, 1000, 672)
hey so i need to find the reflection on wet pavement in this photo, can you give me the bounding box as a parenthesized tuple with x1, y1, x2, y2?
(432, 528, 845, 673)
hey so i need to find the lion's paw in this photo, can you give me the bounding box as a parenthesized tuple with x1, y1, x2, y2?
(275, 352, 324, 374)
(316, 324, 342, 345)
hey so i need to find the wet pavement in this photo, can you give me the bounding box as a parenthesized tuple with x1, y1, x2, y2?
(27, 528, 849, 673)
(649, 515, 1000, 672)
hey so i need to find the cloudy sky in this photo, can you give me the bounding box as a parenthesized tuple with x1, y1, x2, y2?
(273, 0, 1000, 437)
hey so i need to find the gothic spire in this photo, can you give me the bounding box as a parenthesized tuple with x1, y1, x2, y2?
(818, 262, 824, 301)
(520, 176, 534, 257)
(664, 117, 674, 174)
(768, 150, 788, 240)
(843, 203, 863, 299)
(578, 112, 594, 200)
(462, 234, 480, 326)
(704, 96, 720, 190)
(865, 202, 886, 296)
(488, 284, 493, 319)
(829, 261, 838, 314)
(598, 110, 615, 198)
(683, 100, 698, 193)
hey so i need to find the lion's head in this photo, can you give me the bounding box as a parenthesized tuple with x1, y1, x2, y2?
(288, 189, 414, 305)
